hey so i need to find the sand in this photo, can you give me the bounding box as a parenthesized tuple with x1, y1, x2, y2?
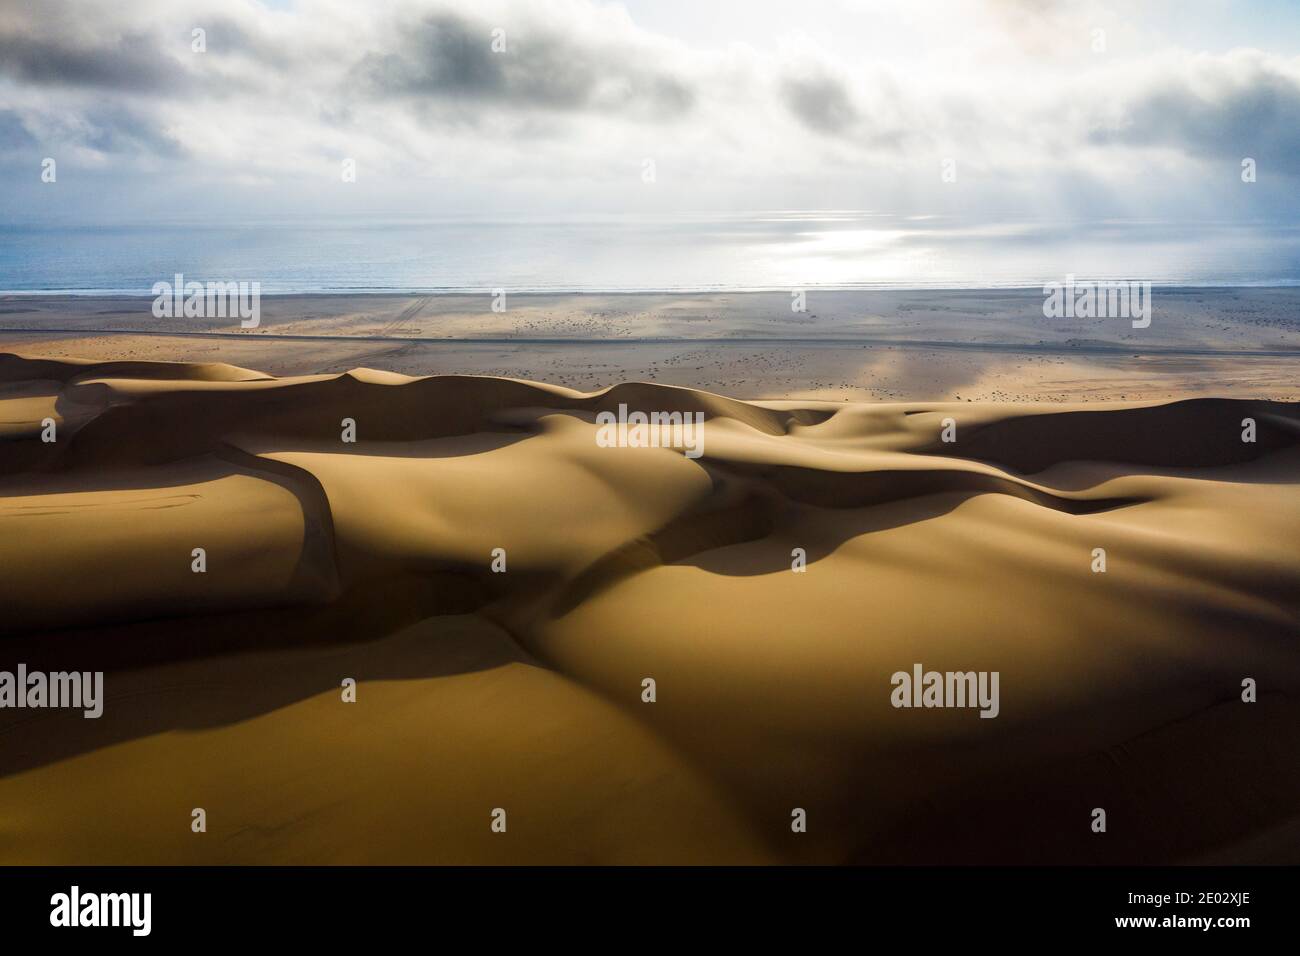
(2, 288, 1297, 402)
(1, 350, 1297, 864)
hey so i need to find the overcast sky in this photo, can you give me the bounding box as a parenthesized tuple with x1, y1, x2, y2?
(3, 0, 1299, 224)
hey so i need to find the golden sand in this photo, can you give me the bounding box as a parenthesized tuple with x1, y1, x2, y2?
(1, 353, 1297, 863)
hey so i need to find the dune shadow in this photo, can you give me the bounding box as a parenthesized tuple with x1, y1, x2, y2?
(548, 460, 1146, 615)
(915, 399, 1300, 476)
(0, 571, 512, 777)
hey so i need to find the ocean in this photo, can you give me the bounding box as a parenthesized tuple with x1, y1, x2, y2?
(3, 213, 1299, 294)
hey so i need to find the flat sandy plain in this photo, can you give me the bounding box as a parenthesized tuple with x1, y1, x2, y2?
(0, 289, 1297, 864)
(1, 287, 1297, 401)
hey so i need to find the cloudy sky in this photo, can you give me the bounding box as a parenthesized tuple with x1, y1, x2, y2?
(3, 0, 1300, 224)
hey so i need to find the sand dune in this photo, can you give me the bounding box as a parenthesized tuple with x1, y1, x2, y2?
(0, 352, 1297, 864)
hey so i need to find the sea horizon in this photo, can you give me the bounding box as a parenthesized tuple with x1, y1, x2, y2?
(4, 213, 1299, 295)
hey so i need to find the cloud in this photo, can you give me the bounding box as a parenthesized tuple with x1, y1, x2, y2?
(0, 15, 191, 92)
(0, 110, 37, 151)
(350, 10, 694, 119)
(0, 0, 1296, 221)
(76, 105, 183, 157)
(781, 71, 859, 134)
(1087, 50, 1300, 175)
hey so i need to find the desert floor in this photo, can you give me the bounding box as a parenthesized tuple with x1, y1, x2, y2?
(1, 288, 1297, 402)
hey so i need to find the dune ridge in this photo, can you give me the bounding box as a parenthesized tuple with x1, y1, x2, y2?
(1, 352, 1297, 864)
